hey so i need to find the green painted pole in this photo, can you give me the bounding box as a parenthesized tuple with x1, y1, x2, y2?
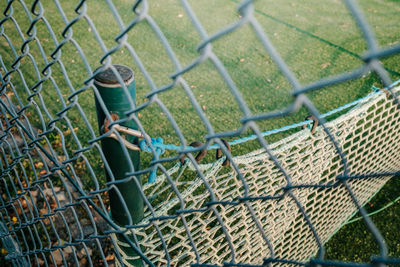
(94, 65, 143, 267)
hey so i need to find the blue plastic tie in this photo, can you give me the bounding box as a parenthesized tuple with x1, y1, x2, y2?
(139, 137, 165, 183)
(371, 85, 380, 92)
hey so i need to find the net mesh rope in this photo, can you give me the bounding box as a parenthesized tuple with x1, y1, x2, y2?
(126, 87, 400, 266)
(0, 0, 400, 266)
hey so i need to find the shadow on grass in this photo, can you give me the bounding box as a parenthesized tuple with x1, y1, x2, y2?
(326, 176, 400, 262)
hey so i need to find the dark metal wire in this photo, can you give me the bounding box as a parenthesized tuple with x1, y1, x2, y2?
(0, 0, 399, 266)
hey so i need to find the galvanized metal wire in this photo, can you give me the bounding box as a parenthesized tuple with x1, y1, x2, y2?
(0, 0, 400, 266)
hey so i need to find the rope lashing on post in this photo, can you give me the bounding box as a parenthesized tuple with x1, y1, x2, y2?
(139, 137, 165, 183)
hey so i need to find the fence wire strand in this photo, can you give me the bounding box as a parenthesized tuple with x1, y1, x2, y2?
(0, 0, 400, 266)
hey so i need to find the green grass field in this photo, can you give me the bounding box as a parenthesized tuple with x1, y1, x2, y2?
(1, 0, 400, 263)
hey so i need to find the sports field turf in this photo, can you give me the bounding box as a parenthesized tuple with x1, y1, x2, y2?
(0, 0, 399, 263)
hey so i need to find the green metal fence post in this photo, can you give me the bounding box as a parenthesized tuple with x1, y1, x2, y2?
(94, 65, 143, 267)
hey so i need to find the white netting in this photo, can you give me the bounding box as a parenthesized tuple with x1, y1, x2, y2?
(115, 87, 400, 266)
(2, 1, 400, 266)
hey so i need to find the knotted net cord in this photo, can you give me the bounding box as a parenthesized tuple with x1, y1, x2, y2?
(0, 0, 400, 266)
(114, 86, 400, 266)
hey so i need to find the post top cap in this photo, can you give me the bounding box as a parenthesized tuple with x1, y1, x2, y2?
(94, 65, 133, 85)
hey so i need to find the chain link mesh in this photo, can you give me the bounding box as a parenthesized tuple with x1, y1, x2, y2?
(1, 0, 400, 266)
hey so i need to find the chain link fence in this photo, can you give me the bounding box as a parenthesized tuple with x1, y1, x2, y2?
(1, 0, 400, 266)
